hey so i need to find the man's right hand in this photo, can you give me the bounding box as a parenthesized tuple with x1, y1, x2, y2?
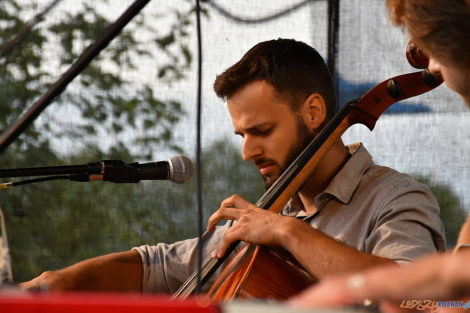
(20, 270, 72, 292)
(19, 250, 143, 292)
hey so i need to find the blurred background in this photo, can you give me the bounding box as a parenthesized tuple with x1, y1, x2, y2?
(0, 0, 467, 283)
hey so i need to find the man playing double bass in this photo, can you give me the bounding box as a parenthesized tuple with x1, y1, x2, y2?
(21, 39, 445, 295)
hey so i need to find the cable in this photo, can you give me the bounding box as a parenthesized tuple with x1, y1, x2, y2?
(0, 175, 71, 189)
(195, 0, 204, 293)
(327, 0, 340, 80)
(208, 0, 319, 24)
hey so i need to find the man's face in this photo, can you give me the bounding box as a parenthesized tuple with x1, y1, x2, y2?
(227, 80, 315, 188)
(428, 55, 470, 107)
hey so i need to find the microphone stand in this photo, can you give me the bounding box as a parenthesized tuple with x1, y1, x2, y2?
(0, 0, 151, 154)
(0, 160, 166, 188)
(0, 162, 100, 188)
(0, 163, 101, 179)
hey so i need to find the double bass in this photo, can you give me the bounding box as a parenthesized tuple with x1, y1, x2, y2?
(174, 42, 443, 301)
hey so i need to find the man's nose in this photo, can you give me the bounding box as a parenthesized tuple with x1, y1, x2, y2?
(242, 136, 263, 161)
(428, 57, 442, 75)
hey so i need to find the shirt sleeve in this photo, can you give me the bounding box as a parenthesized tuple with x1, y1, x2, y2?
(132, 222, 229, 293)
(365, 178, 446, 265)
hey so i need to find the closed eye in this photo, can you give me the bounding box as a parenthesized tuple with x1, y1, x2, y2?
(256, 128, 273, 136)
(234, 124, 274, 138)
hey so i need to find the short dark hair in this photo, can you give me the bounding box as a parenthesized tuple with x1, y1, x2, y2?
(213, 39, 337, 121)
(387, 0, 470, 68)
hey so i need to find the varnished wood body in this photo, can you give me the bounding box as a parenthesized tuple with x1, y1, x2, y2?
(205, 244, 315, 302)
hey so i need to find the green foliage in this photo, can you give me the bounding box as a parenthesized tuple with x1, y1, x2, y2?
(414, 175, 467, 249)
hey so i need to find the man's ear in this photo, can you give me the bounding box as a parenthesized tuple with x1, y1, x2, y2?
(301, 93, 327, 131)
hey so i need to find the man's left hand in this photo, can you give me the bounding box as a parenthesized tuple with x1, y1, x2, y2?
(207, 194, 297, 258)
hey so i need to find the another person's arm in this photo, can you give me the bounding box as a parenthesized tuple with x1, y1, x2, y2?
(290, 249, 470, 308)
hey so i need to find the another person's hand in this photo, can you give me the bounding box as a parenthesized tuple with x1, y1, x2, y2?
(290, 250, 470, 311)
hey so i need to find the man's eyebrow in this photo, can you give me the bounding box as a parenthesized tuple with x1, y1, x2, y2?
(234, 123, 273, 135)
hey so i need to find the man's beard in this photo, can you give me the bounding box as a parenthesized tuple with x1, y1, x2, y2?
(263, 118, 315, 190)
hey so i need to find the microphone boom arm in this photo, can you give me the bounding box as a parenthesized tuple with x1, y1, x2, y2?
(0, 160, 167, 183)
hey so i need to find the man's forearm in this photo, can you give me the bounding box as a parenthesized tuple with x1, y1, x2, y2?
(20, 250, 143, 292)
(280, 219, 395, 279)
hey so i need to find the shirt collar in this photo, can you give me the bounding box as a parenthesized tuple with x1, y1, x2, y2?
(282, 143, 373, 217)
(319, 142, 373, 205)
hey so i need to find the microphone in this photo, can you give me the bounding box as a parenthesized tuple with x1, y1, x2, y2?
(0, 155, 193, 184)
(98, 155, 193, 184)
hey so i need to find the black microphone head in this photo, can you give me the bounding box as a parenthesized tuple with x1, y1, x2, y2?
(168, 155, 193, 183)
